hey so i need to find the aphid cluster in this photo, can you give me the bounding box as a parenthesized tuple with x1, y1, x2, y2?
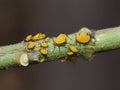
(24, 28, 92, 64)
(25, 33, 49, 63)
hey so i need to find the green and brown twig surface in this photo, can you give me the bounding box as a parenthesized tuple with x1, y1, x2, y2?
(0, 26, 120, 69)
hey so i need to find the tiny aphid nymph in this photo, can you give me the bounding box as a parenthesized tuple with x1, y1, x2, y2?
(25, 35, 32, 41)
(40, 49, 48, 55)
(44, 37, 50, 42)
(34, 47, 41, 51)
(39, 58, 45, 63)
(69, 45, 78, 52)
(67, 51, 74, 55)
(28, 42, 36, 49)
(32, 33, 46, 41)
(41, 43, 48, 48)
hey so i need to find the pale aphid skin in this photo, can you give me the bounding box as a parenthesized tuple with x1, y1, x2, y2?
(80, 27, 92, 35)
(19, 53, 29, 66)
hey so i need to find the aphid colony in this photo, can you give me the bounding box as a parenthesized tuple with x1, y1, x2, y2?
(25, 31, 91, 63)
(26, 33, 49, 56)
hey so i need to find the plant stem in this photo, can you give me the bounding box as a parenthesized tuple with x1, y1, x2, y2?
(0, 26, 120, 69)
(0, 43, 25, 68)
(94, 26, 120, 51)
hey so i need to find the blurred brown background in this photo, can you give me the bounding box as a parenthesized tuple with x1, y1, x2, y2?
(0, 0, 120, 90)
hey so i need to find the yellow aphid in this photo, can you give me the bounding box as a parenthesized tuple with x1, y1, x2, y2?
(34, 47, 41, 51)
(41, 43, 48, 48)
(76, 33, 90, 43)
(69, 45, 78, 52)
(54, 34, 67, 45)
(32, 33, 46, 41)
(39, 33, 46, 39)
(40, 49, 48, 55)
(44, 37, 50, 42)
(39, 58, 45, 63)
(67, 51, 74, 55)
(32, 33, 39, 40)
(25, 35, 32, 41)
(28, 42, 36, 49)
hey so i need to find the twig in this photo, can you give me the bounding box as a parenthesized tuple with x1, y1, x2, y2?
(0, 26, 120, 69)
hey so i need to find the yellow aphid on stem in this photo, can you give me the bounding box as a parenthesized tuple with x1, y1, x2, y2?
(39, 58, 45, 63)
(76, 33, 90, 43)
(67, 51, 74, 55)
(69, 45, 78, 52)
(40, 49, 48, 55)
(44, 37, 50, 42)
(54, 33, 67, 45)
(41, 43, 48, 48)
(28, 42, 36, 49)
(25, 35, 32, 41)
(39, 33, 46, 39)
(34, 47, 41, 51)
(32, 33, 46, 41)
(32, 33, 39, 40)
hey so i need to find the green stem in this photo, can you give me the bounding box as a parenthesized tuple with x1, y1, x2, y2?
(0, 43, 25, 68)
(0, 26, 120, 69)
(94, 27, 120, 51)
